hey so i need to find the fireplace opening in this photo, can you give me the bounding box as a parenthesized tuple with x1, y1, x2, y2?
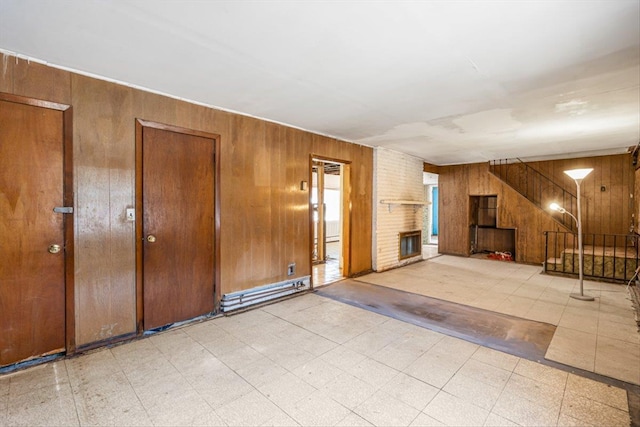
(399, 230, 422, 260)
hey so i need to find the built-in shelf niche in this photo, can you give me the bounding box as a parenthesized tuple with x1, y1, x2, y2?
(470, 195, 515, 257)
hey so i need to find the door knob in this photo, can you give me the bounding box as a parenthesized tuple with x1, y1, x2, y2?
(146, 235, 157, 243)
(48, 244, 61, 254)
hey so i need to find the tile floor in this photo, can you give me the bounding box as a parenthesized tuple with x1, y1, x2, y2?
(0, 289, 633, 426)
(356, 255, 640, 385)
(0, 294, 629, 426)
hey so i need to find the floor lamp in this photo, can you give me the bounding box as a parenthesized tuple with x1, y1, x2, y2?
(549, 168, 594, 301)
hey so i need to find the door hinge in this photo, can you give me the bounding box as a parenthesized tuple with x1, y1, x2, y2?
(53, 206, 74, 214)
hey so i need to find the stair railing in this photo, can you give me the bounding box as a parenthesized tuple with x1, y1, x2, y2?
(544, 231, 639, 282)
(489, 159, 577, 232)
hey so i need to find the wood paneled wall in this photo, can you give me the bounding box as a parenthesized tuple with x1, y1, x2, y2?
(526, 154, 634, 235)
(0, 52, 373, 346)
(439, 165, 472, 257)
(439, 155, 635, 264)
(635, 165, 640, 232)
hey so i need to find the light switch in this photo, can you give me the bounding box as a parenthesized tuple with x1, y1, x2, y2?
(126, 208, 135, 221)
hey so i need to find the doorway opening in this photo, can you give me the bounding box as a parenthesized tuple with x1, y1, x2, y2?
(423, 172, 439, 259)
(311, 159, 349, 286)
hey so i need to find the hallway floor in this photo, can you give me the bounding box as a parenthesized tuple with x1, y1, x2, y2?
(312, 241, 343, 286)
(0, 256, 637, 426)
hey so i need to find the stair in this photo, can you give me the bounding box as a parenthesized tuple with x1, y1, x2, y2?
(629, 281, 640, 329)
(492, 158, 639, 283)
(544, 230, 640, 283)
(545, 257, 563, 270)
(489, 159, 577, 233)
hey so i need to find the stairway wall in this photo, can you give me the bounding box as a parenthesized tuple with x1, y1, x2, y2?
(525, 154, 634, 235)
(439, 154, 635, 264)
(636, 166, 640, 233)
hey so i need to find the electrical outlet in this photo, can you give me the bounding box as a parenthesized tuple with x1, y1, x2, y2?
(126, 208, 135, 222)
(287, 263, 295, 276)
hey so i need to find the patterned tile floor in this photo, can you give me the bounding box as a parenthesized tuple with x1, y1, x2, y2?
(357, 255, 640, 385)
(0, 291, 633, 426)
(1, 254, 637, 426)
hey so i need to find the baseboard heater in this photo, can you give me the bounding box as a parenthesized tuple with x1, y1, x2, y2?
(221, 276, 311, 312)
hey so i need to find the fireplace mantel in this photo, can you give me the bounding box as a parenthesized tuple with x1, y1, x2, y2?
(380, 199, 430, 213)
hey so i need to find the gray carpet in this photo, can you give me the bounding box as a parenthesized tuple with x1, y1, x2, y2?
(317, 279, 555, 361)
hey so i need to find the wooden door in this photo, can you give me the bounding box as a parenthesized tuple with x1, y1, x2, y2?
(0, 95, 71, 366)
(138, 122, 216, 330)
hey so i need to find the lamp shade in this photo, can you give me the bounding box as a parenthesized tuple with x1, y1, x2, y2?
(564, 168, 593, 180)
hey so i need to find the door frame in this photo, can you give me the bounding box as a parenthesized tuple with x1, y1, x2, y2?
(0, 92, 75, 355)
(309, 155, 352, 284)
(431, 186, 439, 237)
(134, 119, 221, 333)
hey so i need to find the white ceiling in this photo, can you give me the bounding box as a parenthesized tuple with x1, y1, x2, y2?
(1, 0, 638, 165)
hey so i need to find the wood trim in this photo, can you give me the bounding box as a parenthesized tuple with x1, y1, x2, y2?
(0, 91, 75, 355)
(312, 154, 353, 166)
(0, 92, 70, 111)
(308, 156, 315, 287)
(423, 162, 440, 174)
(213, 135, 221, 312)
(316, 162, 325, 262)
(62, 106, 75, 354)
(136, 119, 219, 140)
(342, 163, 352, 276)
(310, 155, 353, 278)
(134, 119, 221, 332)
(135, 120, 144, 333)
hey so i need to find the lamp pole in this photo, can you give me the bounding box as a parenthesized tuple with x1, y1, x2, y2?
(565, 168, 594, 301)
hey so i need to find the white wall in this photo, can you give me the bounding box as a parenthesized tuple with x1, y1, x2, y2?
(311, 171, 342, 242)
(422, 172, 439, 244)
(373, 147, 426, 271)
